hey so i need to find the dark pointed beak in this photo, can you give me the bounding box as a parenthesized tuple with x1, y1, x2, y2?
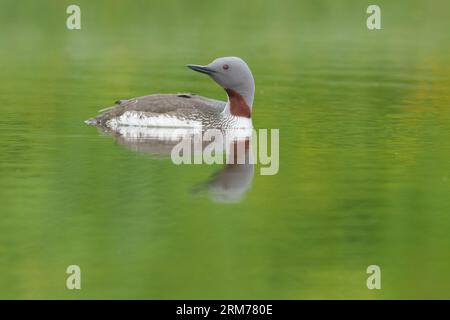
(186, 64, 216, 75)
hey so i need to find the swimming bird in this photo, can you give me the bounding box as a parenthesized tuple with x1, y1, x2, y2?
(85, 57, 254, 130)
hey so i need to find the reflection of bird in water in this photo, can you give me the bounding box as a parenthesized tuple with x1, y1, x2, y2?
(98, 126, 254, 203)
(204, 139, 254, 203)
(85, 56, 254, 131)
(86, 56, 256, 202)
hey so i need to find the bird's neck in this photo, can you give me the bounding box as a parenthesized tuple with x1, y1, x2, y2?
(224, 88, 253, 118)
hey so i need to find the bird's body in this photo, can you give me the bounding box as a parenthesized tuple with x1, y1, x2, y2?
(86, 93, 250, 130)
(86, 57, 255, 132)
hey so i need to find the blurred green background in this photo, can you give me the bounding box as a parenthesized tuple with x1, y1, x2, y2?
(0, 0, 449, 299)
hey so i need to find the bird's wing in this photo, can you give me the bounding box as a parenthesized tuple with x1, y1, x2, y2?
(90, 93, 226, 125)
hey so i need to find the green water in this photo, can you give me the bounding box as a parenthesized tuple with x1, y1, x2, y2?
(1, 0, 450, 299)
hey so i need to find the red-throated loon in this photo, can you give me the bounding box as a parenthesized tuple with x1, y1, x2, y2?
(85, 57, 254, 130)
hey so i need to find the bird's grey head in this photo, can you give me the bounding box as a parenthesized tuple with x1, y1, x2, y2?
(187, 57, 255, 107)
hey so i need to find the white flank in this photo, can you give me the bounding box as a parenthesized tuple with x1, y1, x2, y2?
(106, 111, 203, 129)
(113, 126, 202, 141)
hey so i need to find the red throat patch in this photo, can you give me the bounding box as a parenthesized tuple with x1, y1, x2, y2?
(225, 88, 251, 118)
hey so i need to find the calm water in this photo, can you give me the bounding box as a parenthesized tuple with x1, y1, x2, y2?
(1, 0, 450, 299)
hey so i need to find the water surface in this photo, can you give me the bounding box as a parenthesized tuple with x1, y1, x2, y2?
(0, 0, 449, 298)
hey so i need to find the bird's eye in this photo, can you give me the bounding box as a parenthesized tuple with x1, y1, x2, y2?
(222, 64, 229, 70)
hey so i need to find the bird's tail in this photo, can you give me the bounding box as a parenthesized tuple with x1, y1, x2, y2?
(84, 118, 98, 125)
